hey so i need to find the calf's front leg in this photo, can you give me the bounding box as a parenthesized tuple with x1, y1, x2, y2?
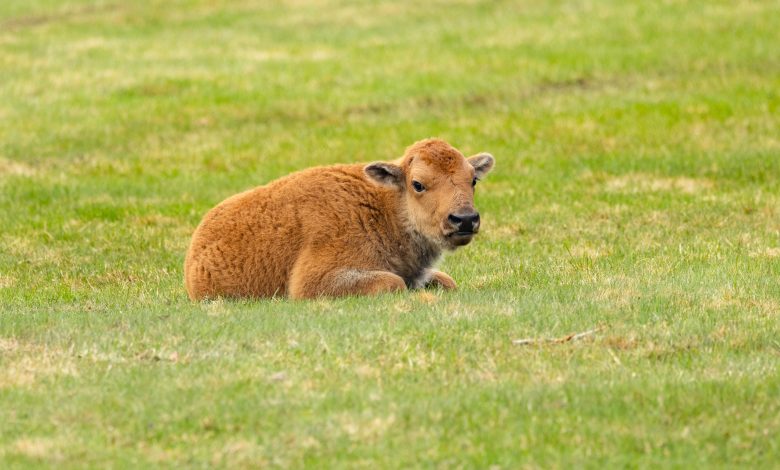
(426, 270, 457, 290)
(288, 252, 407, 299)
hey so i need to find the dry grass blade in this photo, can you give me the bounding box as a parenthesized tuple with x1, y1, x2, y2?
(512, 327, 604, 346)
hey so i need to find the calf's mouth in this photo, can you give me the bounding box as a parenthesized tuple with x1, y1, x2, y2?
(445, 230, 477, 247)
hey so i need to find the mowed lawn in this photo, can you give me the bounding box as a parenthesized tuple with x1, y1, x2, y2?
(1, 0, 779, 467)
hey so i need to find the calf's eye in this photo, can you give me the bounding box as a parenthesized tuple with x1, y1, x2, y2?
(472, 178, 478, 187)
(412, 181, 425, 192)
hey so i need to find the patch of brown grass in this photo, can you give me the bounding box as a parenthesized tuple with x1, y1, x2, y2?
(0, 274, 15, 289)
(603, 173, 714, 195)
(7, 437, 63, 461)
(602, 334, 641, 351)
(0, 341, 78, 389)
(749, 247, 780, 258)
(210, 439, 268, 468)
(0, 158, 37, 178)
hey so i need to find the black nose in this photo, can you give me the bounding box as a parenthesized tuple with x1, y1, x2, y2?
(448, 212, 480, 233)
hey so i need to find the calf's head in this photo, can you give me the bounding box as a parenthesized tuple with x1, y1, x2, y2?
(365, 139, 495, 249)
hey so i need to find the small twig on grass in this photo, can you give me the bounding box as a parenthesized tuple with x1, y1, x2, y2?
(512, 326, 604, 346)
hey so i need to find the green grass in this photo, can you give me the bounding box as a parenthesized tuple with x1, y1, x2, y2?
(1, 0, 780, 467)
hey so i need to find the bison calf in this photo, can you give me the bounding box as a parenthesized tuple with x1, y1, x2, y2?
(184, 138, 495, 300)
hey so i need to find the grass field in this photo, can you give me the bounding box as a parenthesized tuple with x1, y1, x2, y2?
(1, 0, 780, 467)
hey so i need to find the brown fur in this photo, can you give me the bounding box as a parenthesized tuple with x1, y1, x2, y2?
(184, 138, 495, 300)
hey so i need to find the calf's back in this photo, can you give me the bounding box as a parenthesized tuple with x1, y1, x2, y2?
(184, 163, 403, 300)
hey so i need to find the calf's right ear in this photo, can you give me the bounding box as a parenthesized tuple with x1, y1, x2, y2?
(365, 162, 404, 189)
(468, 153, 495, 179)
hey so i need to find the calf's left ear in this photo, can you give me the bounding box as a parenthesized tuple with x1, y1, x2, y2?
(365, 162, 405, 189)
(467, 153, 495, 179)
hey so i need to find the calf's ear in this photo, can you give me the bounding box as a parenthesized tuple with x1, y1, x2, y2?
(467, 153, 495, 179)
(365, 162, 404, 189)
